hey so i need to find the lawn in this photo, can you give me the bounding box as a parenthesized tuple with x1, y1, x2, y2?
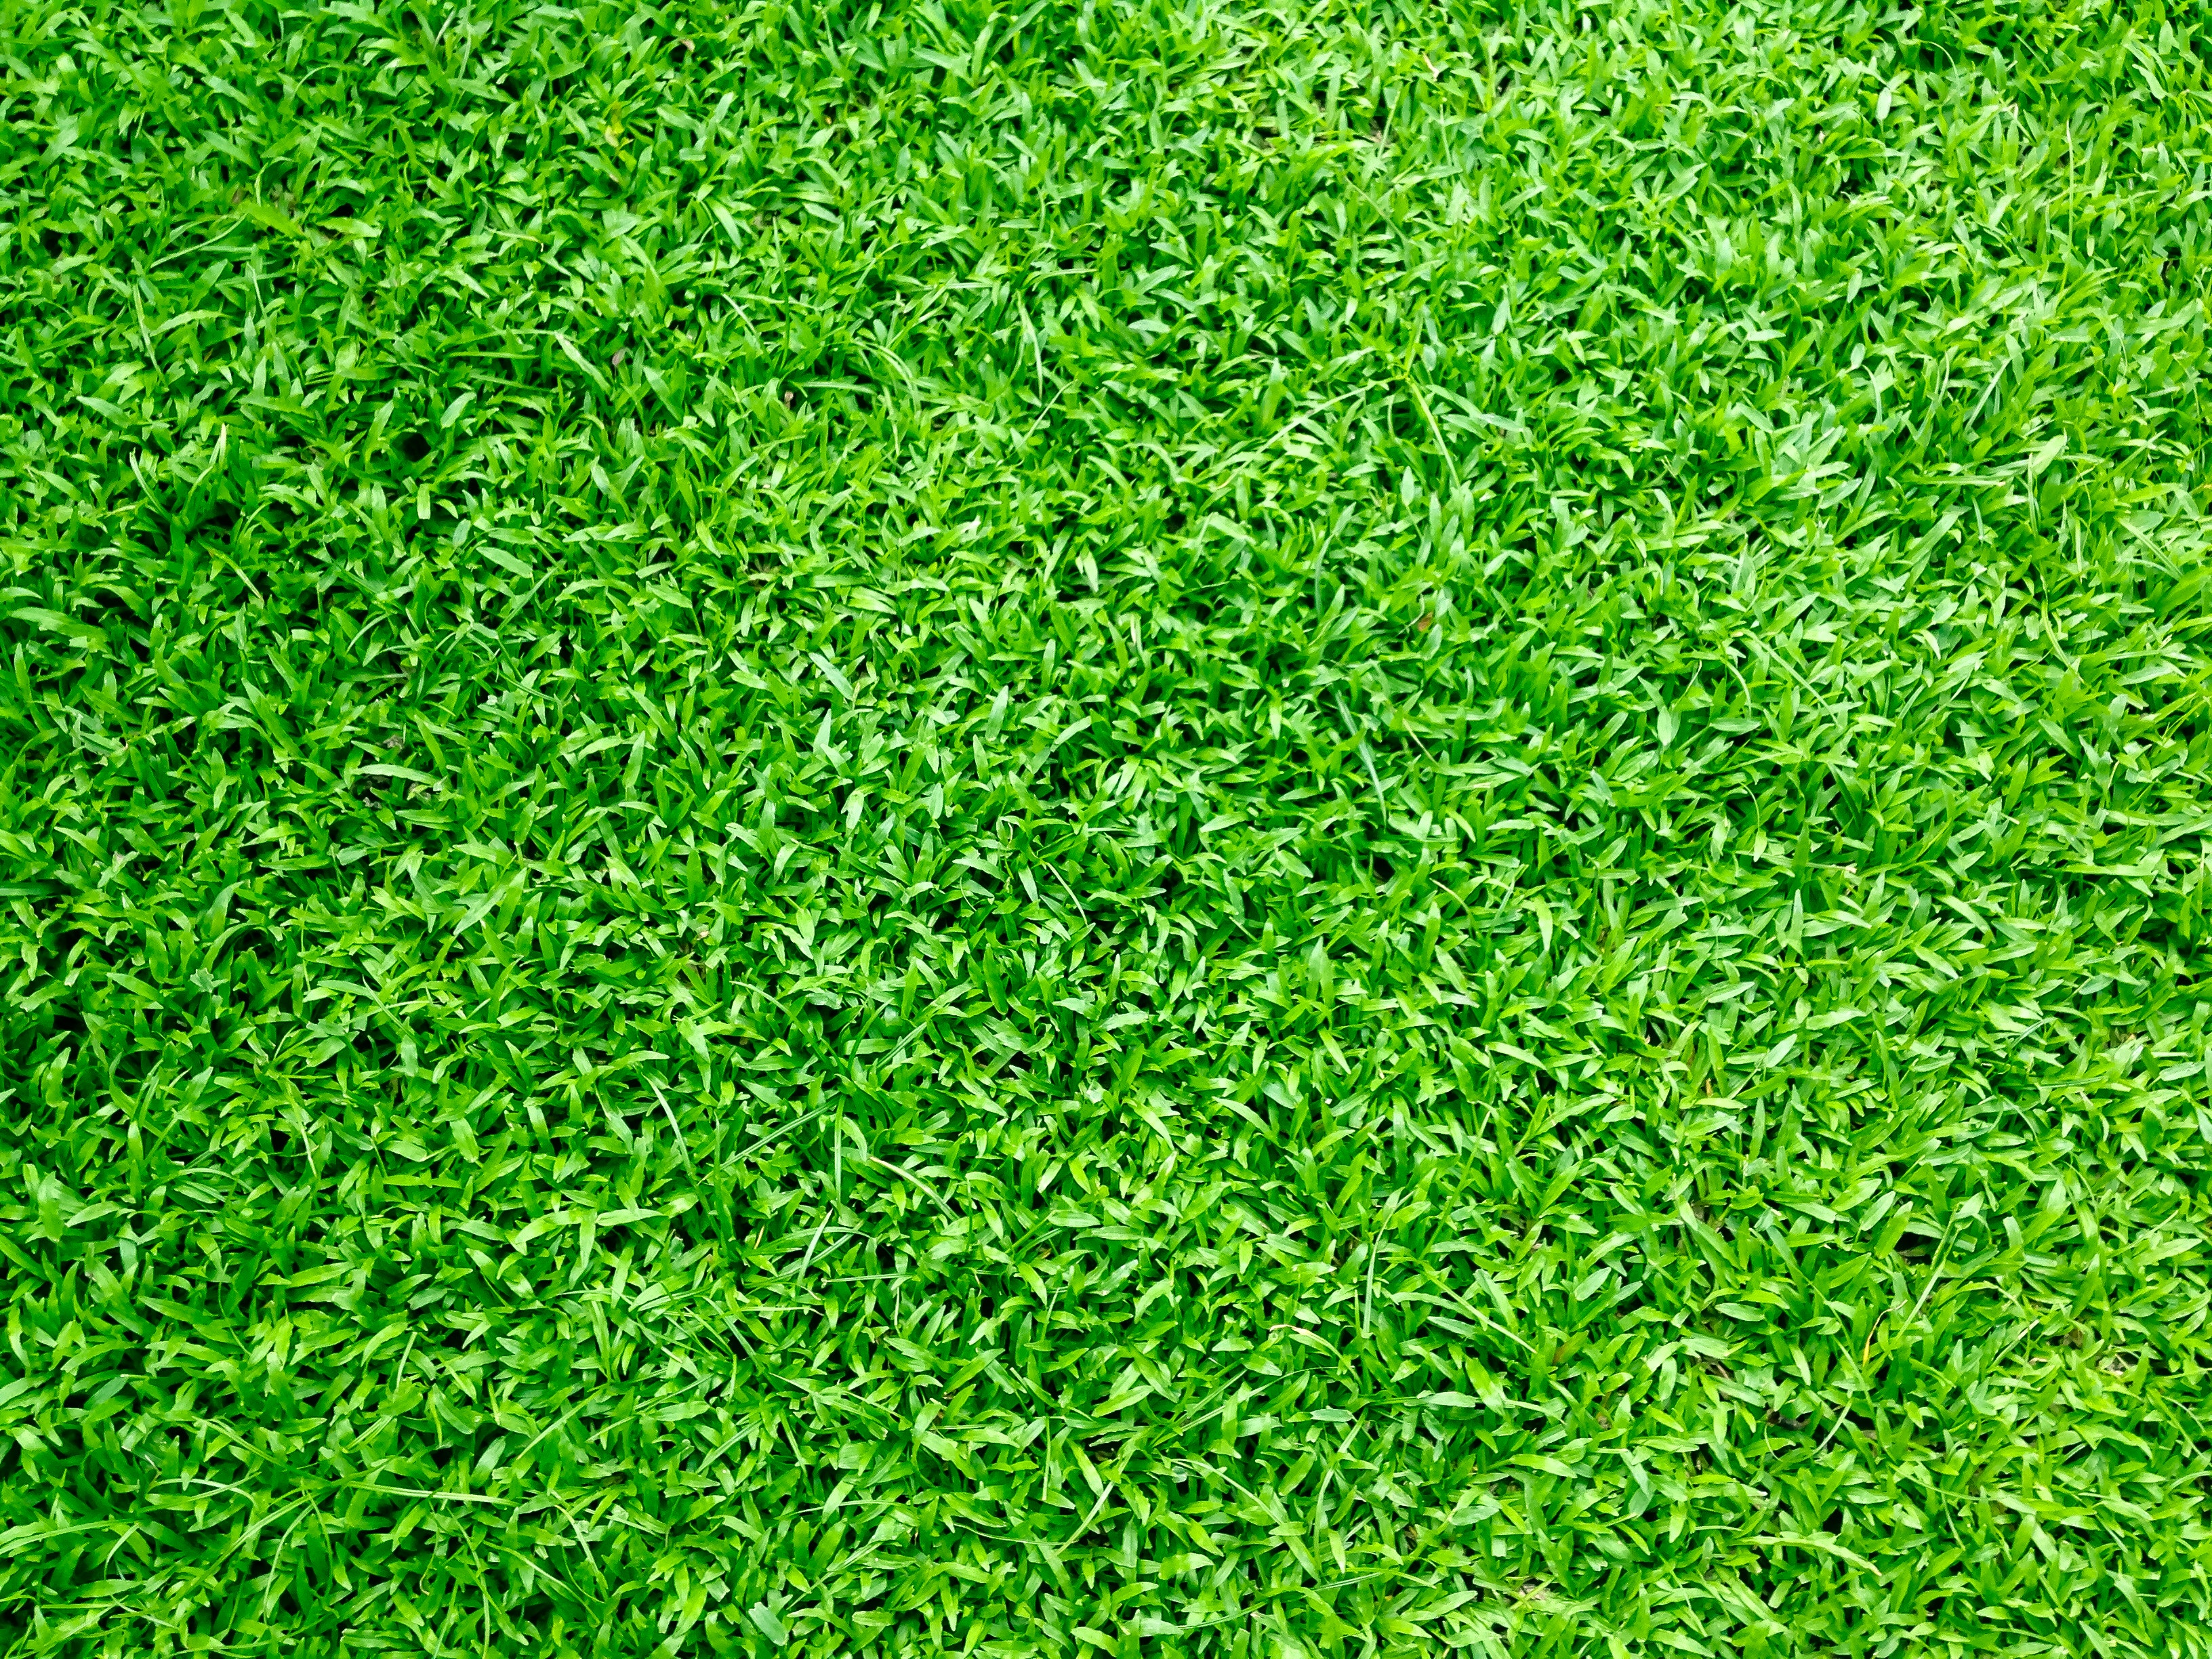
(4, 1, 2212, 1654)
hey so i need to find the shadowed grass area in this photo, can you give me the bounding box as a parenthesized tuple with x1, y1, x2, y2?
(5, 1, 2212, 1654)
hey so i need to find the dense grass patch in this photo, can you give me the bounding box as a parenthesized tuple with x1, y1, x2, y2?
(5, 0, 2212, 1654)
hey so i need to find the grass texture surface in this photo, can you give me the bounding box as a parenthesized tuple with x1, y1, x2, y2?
(7, 2, 2212, 1655)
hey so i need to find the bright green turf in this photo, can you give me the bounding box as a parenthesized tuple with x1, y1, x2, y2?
(5, 1, 2212, 1655)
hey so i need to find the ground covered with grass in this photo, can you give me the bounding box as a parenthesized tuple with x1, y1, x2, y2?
(5, 1, 2212, 1654)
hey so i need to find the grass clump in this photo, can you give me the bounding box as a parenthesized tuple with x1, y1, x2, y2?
(5, 1, 2212, 1655)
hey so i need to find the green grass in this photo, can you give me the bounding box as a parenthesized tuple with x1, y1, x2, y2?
(5, 0, 2212, 1654)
